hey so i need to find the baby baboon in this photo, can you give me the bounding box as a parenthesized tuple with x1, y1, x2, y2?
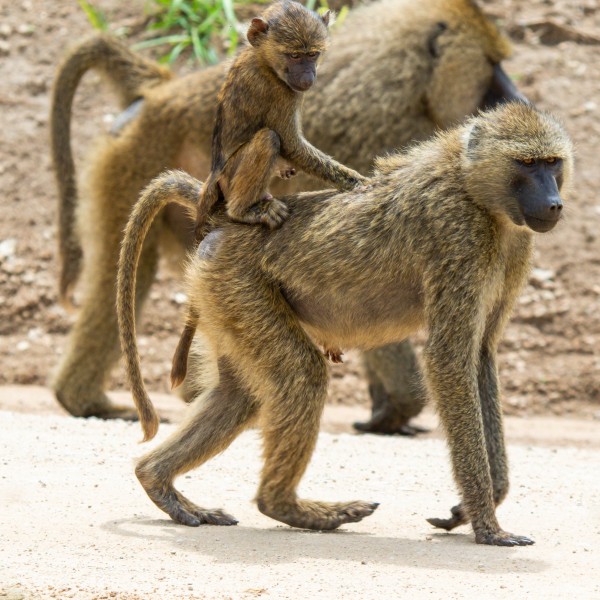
(172, 1, 366, 379)
(118, 102, 572, 543)
(51, 0, 524, 429)
(195, 1, 364, 235)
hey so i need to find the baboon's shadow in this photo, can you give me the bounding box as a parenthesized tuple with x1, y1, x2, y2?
(103, 517, 548, 574)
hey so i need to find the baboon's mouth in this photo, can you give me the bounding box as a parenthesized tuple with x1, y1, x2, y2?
(288, 81, 312, 93)
(524, 214, 560, 233)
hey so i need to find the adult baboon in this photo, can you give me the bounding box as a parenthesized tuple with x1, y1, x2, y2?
(51, 0, 524, 430)
(118, 102, 572, 543)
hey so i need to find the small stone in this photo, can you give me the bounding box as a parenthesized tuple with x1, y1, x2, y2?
(0, 239, 17, 259)
(16, 23, 35, 36)
(0, 40, 10, 56)
(172, 292, 188, 305)
(530, 267, 554, 286)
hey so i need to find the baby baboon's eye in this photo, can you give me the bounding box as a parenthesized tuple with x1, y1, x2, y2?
(545, 157, 557, 164)
(520, 158, 535, 166)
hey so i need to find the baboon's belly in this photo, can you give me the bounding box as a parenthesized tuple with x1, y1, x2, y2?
(286, 285, 424, 351)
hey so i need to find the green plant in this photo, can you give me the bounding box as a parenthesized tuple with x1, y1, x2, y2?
(79, 0, 346, 66)
(77, 0, 108, 31)
(134, 0, 246, 64)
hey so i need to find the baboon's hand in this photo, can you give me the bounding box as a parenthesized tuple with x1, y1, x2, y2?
(324, 348, 344, 363)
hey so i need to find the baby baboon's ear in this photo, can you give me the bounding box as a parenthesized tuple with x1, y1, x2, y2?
(321, 10, 335, 27)
(247, 17, 269, 47)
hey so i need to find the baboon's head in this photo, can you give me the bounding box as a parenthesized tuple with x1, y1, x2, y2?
(425, 0, 525, 127)
(464, 102, 573, 233)
(247, 0, 330, 93)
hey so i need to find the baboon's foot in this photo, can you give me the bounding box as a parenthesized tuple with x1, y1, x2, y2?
(353, 410, 428, 436)
(242, 195, 289, 229)
(426, 504, 467, 531)
(258, 497, 379, 530)
(475, 528, 535, 547)
(256, 195, 289, 229)
(55, 388, 139, 421)
(323, 348, 344, 363)
(137, 474, 238, 527)
(279, 166, 296, 179)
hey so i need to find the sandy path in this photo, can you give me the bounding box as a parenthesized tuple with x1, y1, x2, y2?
(1, 387, 599, 599)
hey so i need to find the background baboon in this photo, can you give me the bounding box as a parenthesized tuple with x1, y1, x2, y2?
(51, 0, 523, 429)
(119, 102, 573, 543)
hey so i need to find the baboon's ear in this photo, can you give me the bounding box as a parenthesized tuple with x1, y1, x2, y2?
(321, 10, 334, 27)
(427, 21, 448, 58)
(247, 17, 269, 47)
(465, 122, 482, 156)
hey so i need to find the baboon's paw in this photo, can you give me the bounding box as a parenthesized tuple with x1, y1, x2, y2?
(331, 500, 380, 526)
(56, 388, 138, 421)
(151, 489, 238, 527)
(279, 167, 296, 179)
(426, 504, 467, 531)
(475, 529, 535, 547)
(353, 413, 428, 436)
(324, 348, 344, 363)
(95, 405, 140, 421)
(259, 498, 379, 531)
(193, 508, 239, 526)
(259, 197, 289, 229)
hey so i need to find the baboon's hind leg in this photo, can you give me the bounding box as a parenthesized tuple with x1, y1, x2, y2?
(53, 142, 163, 420)
(221, 281, 378, 530)
(136, 357, 258, 526)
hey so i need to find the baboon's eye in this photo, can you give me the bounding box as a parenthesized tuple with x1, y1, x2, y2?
(289, 53, 301, 59)
(520, 158, 536, 166)
(545, 157, 557, 164)
(307, 51, 319, 58)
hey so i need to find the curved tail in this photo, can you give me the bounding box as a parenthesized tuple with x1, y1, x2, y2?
(51, 33, 172, 306)
(117, 170, 202, 441)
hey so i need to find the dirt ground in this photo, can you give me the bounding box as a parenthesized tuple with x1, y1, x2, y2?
(0, 1, 599, 598)
(1, 0, 599, 418)
(1, 390, 600, 599)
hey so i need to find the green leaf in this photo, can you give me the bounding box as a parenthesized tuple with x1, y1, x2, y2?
(77, 0, 108, 31)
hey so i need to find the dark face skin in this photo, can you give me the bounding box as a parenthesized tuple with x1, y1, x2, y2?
(513, 157, 564, 233)
(284, 52, 320, 92)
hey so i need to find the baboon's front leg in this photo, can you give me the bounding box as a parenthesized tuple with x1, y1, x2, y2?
(427, 346, 510, 532)
(423, 306, 533, 546)
(136, 358, 258, 526)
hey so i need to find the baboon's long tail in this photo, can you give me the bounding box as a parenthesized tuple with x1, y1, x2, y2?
(117, 170, 201, 441)
(51, 33, 172, 306)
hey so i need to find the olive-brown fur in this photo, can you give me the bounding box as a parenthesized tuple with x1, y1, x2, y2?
(119, 103, 573, 541)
